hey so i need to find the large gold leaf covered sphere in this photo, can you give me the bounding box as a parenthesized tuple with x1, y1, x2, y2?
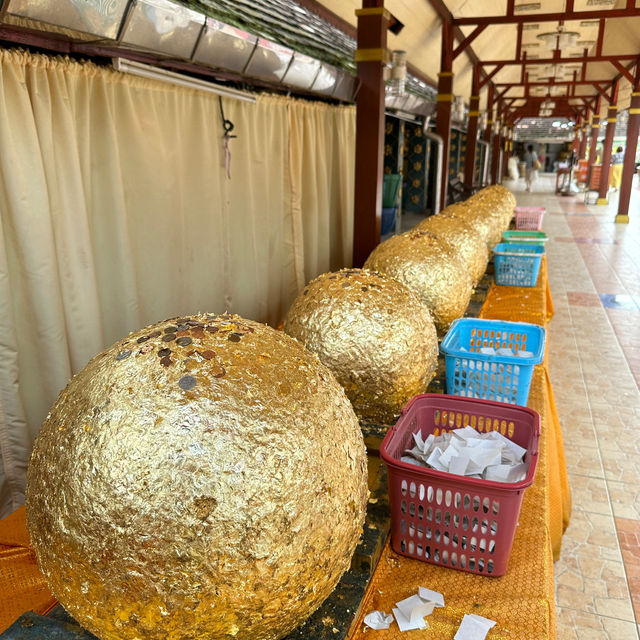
(364, 231, 473, 334)
(284, 268, 438, 425)
(26, 314, 368, 640)
(414, 214, 489, 285)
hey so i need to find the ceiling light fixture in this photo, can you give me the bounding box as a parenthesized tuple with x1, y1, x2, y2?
(523, 23, 541, 30)
(112, 58, 257, 103)
(514, 3, 542, 11)
(586, 0, 616, 6)
(537, 25, 580, 51)
(579, 20, 600, 27)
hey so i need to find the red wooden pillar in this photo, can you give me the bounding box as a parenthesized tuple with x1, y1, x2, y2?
(484, 86, 494, 183)
(352, 1, 389, 267)
(587, 98, 602, 169)
(436, 20, 454, 210)
(502, 123, 511, 180)
(464, 64, 480, 186)
(597, 82, 619, 205)
(571, 118, 581, 156)
(491, 115, 502, 184)
(578, 114, 589, 160)
(617, 87, 640, 223)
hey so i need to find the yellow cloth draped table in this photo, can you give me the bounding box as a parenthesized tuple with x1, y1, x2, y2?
(346, 257, 570, 640)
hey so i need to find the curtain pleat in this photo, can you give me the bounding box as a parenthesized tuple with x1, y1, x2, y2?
(0, 49, 356, 516)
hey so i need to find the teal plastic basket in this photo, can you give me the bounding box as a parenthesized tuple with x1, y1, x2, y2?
(440, 318, 546, 406)
(383, 174, 402, 208)
(502, 231, 548, 246)
(493, 243, 545, 288)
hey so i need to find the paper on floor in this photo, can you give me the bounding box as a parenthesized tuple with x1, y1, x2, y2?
(454, 614, 497, 640)
(392, 607, 428, 631)
(363, 610, 394, 630)
(389, 586, 445, 632)
(395, 594, 435, 623)
(418, 586, 445, 608)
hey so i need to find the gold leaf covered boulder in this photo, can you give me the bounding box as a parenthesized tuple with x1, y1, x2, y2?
(414, 214, 489, 285)
(26, 314, 368, 640)
(439, 202, 495, 250)
(284, 269, 438, 425)
(364, 231, 473, 334)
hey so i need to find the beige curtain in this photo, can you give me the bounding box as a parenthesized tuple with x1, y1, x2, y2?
(0, 49, 355, 517)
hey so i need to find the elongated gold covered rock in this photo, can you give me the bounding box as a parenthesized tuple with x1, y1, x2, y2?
(414, 214, 489, 285)
(284, 269, 438, 425)
(26, 314, 368, 640)
(364, 231, 473, 334)
(439, 202, 495, 250)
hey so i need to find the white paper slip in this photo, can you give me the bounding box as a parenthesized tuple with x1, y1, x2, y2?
(418, 586, 445, 608)
(480, 346, 496, 355)
(395, 594, 435, 623)
(454, 614, 497, 640)
(392, 607, 428, 632)
(363, 610, 394, 630)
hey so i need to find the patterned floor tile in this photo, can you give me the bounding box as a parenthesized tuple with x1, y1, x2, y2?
(573, 237, 618, 244)
(513, 175, 640, 634)
(556, 608, 639, 640)
(566, 292, 601, 307)
(615, 518, 640, 623)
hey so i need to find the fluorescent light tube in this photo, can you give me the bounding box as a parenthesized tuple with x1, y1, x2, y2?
(112, 58, 257, 103)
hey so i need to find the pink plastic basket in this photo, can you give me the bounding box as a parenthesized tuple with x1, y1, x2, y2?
(514, 206, 545, 231)
(380, 394, 540, 577)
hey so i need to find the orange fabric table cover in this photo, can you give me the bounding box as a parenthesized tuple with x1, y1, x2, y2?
(347, 367, 558, 639)
(345, 255, 571, 640)
(0, 506, 56, 631)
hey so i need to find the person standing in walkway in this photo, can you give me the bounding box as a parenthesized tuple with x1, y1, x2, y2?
(523, 144, 539, 192)
(610, 145, 624, 191)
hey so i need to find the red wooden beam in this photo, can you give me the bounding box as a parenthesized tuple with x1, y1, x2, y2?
(596, 18, 605, 57)
(452, 24, 487, 60)
(425, 0, 494, 91)
(592, 83, 610, 101)
(452, 7, 640, 25)
(515, 22, 523, 62)
(479, 63, 505, 89)
(611, 60, 636, 85)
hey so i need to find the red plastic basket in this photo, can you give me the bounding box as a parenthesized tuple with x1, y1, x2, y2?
(514, 206, 545, 231)
(380, 394, 540, 577)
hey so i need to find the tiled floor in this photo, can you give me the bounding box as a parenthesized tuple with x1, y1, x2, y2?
(506, 172, 640, 639)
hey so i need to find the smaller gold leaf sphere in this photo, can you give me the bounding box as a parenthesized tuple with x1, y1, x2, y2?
(284, 269, 438, 424)
(364, 231, 473, 334)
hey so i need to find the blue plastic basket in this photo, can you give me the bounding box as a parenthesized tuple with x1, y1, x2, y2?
(440, 318, 546, 406)
(493, 243, 545, 288)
